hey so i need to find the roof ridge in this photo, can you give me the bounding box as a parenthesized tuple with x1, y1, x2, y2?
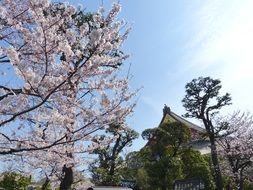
(161, 105, 205, 132)
(170, 111, 204, 131)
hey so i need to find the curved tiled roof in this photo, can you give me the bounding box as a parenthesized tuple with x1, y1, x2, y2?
(160, 105, 206, 133)
(145, 105, 210, 154)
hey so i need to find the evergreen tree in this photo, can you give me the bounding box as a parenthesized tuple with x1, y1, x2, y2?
(89, 124, 138, 186)
(182, 76, 232, 190)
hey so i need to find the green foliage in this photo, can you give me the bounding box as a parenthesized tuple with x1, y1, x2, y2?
(120, 151, 150, 190)
(143, 148, 183, 190)
(134, 168, 150, 190)
(0, 172, 31, 190)
(182, 76, 232, 190)
(120, 151, 142, 180)
(90, 159, 123, 186)
(122, 121, 214, 190)
(125, 151, 143, 170)
(139, 122, 190, 190)
(48, 2, 94, 27)
(35, 185, 52, 190)
(135, 147, 214, 190)
(142, 121, 190, 156)
(181, 149, 214, 190)
(243, 180, 253, 190)
(89, 124, 139, 186)
(182, 76, 232, 119)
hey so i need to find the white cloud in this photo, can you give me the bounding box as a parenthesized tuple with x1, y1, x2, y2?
(182, 0, 253, 113)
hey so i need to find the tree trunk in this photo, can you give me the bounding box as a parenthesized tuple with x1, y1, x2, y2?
(225, 182, 232, 190)
(210, 138, 223, 190)
(238, 170, 244, 190)
(203, 117, 223, 190)
(41, 177, 50, 190)
(108, 157, 116, 176)
(108, 158, 116, 186)
(60, 165, 73, 190)
(238, 180, 243, 190)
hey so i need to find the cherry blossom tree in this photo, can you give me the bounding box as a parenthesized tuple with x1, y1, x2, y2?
(0, 0, 136, 189)
(217, 112, 253, 190)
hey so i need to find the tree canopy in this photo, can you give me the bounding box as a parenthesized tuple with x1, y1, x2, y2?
(134, 121, 214, 190)
(89, 124, 139, 186)
(0, 1, 135, 189)
(182, 76, 232, 190)
(0, 172, 31, 190)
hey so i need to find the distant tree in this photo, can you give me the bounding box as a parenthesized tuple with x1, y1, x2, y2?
(120, 151, 149, 190)
(217, 112, 253, 190)
(0, 172, 31, 190)
(182, 76, 232, 190)
(125, 151, 143, 171)
(89, 124, 139, 186)
(134, 168, 150, 190)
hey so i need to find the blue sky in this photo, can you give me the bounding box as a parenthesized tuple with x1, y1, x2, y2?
(54, 0, 253, 150)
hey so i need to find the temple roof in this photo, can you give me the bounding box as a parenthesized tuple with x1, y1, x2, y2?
(145, 105, 210, 154)
(160, 105, 205, 133)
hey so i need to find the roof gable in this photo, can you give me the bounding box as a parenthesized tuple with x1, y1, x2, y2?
(160, 105, 205, 133)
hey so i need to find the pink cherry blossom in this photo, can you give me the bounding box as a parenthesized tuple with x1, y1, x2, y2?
(0, 0, 136, 186)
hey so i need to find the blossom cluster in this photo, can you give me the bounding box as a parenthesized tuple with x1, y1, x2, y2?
(0, 0, 135, 183)
(217, 112, 253, 182)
